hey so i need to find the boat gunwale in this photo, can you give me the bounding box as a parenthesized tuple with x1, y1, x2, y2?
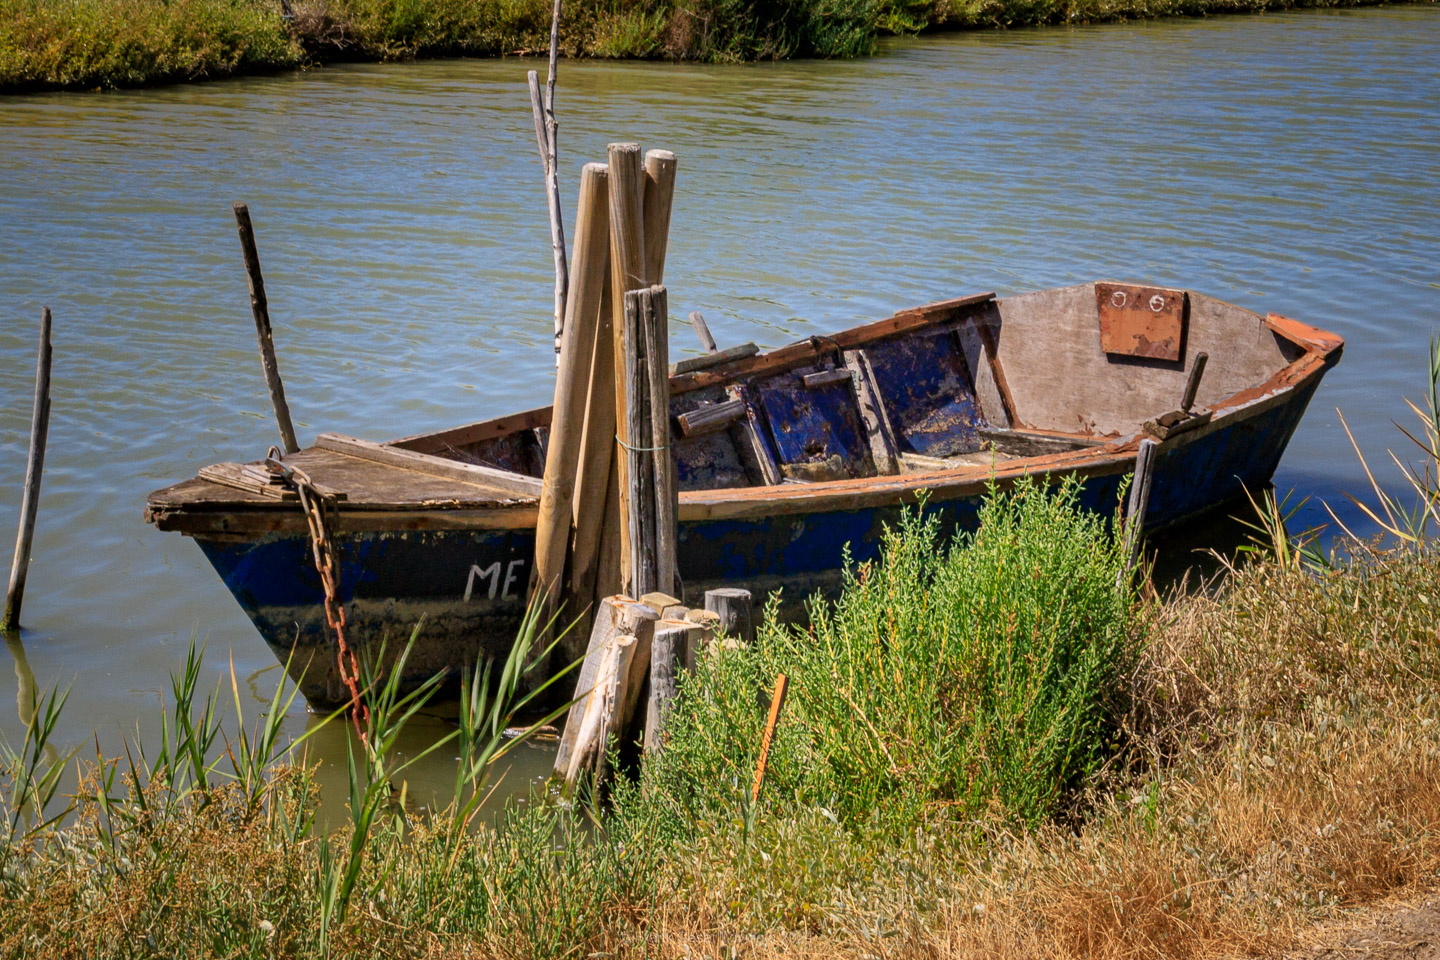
(144, 295, 1343, 535)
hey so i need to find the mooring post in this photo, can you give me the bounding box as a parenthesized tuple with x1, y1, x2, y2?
(606, 142, 648, 598)
(532, 162, 610, 664)
(1120, 438, 1159, 582)
(705, 587, 754, 645)
(2, 307, 52, 632)
(232, 203, 300, 455)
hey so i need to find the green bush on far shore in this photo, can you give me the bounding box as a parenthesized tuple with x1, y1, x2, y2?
(1, 0, 1425, 92)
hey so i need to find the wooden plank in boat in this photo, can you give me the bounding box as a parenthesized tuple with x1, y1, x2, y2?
(671, 343, 759, 376)
(315, 434, 543, 499)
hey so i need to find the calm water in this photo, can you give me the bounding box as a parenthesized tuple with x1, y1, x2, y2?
(1, 6, 1437, 808)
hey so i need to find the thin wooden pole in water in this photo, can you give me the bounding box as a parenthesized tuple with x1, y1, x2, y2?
(528, 0, 568, 368)
(232, 203, 300, 455)
(3, 308, 52, 632)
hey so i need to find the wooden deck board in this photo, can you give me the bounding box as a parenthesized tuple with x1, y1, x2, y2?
(147, 447, 529, 511)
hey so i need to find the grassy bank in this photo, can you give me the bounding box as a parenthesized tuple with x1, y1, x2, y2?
(4, 461, 1440, 957)
(0, 0, 1426, 92)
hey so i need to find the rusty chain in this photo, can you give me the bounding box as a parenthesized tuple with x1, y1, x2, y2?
(264, 447, 368, 740)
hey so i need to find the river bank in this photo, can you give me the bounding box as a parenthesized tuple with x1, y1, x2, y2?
(0, 0, 1427, 93)
(5, 467, 1440, 957)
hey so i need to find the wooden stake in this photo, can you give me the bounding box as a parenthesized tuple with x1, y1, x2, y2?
(532, 162, 609, 661)
(644, 618, 700, 754)
(1120, 438, 1159, 582)
(568, 275, 618, 640)
(751, 673, 788, 804)
(705, 587, 754, 645)
(3, 308, 51, 632)
(641, 150, 676, 284)
(607, 142, 647, 597)
(1180, 351, 1209, 413)
(620, 287, 659, 599)
(232, 203, 300, 455)
(689, 310, 718, 353)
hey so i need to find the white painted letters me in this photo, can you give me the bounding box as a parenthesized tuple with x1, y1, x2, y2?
(464, 559, 525, 602)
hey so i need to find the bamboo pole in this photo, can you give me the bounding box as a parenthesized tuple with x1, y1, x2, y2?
(532, 163, 609, 662)
(2, 308, 52, 632)
(606, 142, 647, 598)
(232, 203, 300, 455)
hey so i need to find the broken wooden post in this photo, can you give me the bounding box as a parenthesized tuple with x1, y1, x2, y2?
(705, 587, 754, 645)
(1120, 438, 1159, 581)
(553, 595, 658, 786)
(644, 618, 701, 754)
(751, 673, 789, 803)
(1180, 351, 1209, 413)
(3, 307, 52, 632)
(232, 203, 300, 455)
(532, 162, 609, 663)
(689, 311, 718, 353)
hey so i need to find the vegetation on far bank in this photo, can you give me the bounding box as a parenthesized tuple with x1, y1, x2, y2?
(1, 0, 1429, 93)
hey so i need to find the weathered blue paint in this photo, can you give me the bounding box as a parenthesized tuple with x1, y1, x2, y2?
(194, 379, 1317, 706)
(756, 365, 875, 480)
(863, 329, 986, 457)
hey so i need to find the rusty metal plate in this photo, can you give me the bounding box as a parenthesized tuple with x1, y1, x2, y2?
(1096, 283, 1188, 362)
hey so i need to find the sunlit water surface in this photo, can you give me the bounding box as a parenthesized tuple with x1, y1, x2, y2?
(1, 5, 1436, 814)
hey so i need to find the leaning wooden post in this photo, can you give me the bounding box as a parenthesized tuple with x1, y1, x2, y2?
(2, 308, 52, 632)
(232, 203, 300, 455)
(705, 587, 754, 645)
(532, 162, 610, 662)
(606, 142, 648, 598)
(1120, 438, 1159, 582)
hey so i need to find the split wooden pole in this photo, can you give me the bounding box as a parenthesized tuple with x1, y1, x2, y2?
(1120, 438, 1159, 582)
(641, 150, 678, 598)
(532, 162, 610, 664)
(644, 618, 699, 754)
(3, 308, 52, 632)
(232, 203, 300, 455)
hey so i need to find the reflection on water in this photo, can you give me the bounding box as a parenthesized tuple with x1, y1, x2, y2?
(0, 5, 1436, 812)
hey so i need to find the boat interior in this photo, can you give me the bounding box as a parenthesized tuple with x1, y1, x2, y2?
(148, 281, 1323, 524)
(392, 282, 1307, 492)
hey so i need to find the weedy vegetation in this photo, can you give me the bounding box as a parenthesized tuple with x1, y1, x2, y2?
(2, 346, 1439, 958)
(1, 0, 1426, 91)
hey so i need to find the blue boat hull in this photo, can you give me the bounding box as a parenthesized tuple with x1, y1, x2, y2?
(195, 376, 1318, 706)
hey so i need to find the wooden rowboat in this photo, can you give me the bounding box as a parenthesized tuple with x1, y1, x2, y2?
(145, 282, 1342, 707)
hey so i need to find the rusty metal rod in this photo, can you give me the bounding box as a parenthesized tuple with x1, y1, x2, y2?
(751, 672, 789, 804)
(232, 203, 300, 455)
(3, 307, 53, 631)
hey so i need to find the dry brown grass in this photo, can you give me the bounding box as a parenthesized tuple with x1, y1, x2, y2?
(4, 548, 1438, 960)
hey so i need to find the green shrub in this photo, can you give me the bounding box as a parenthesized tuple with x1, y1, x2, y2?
(643, 477, 1139, 836)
